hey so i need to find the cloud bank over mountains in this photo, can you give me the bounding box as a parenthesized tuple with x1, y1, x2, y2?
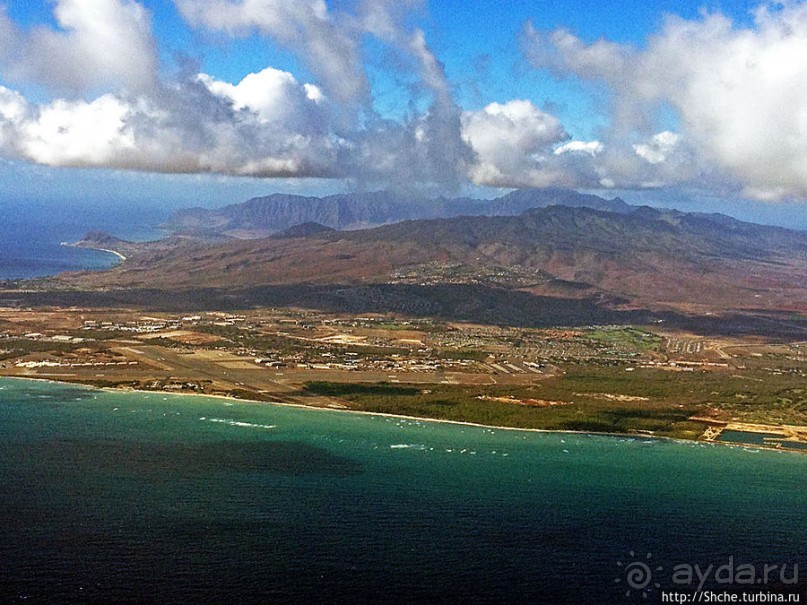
(0, 0, 806, 200)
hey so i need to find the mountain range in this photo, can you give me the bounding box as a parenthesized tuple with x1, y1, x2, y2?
(163, 188, 633, 238)
(66, 194, 807, 317)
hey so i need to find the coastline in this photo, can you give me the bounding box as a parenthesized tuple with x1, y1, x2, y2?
(94, 247, 127, 262)
(60, 242, 127, 262)
(2, 374, 803, 456)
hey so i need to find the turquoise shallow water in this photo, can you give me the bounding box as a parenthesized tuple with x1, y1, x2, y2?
(0, 378, 805, 603)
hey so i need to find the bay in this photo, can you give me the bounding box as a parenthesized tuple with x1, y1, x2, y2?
(0, 200, 167, 280)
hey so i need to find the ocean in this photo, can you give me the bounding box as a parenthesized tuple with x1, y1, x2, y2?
(0, 200, 167, 280)
(1, 378, 804, 603)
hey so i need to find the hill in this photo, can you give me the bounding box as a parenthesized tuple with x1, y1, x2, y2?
(64, 205, 807, 315)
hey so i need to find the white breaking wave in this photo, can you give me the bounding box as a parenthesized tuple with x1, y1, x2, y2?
(202, 417, 277, 430)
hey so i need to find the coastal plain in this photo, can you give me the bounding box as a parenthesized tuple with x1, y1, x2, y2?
(1, 305, 805, 449)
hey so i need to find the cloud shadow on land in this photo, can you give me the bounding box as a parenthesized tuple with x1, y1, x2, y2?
(15, 283, 807, 340)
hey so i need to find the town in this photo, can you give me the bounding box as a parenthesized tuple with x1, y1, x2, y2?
(1, 303, 806, 451)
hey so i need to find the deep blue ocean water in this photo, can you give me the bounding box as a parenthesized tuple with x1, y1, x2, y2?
(0, 200, 167, 280)
(0, 378, 804, 604)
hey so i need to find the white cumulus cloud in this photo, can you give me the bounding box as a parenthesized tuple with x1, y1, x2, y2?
(524, 2, 807, 199)
(461, 100, 575, 187)
(633, 131, 679, 165)
(18, 95, 135, 166)
(174, 0, 367, 105)
(554, 140, 603, 157)
(0, 0, 479, 188)
(1, 0, 157, 95)
(170, 0, 474, 191)
(197, 68, 326, 133)
(0, 73, 340, 178)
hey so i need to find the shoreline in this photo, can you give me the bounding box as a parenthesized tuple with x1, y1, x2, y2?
(94, 247, 127, 262)
(60, 242, 127, 262)
(2, 374, 804, 456)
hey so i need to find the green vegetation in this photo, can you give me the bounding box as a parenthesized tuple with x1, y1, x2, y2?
(0, 339, 85, 361)
(584, 326, 663, 351)
(67, 329, 129, 341)
(303, 377, 706, 440)
(341, 344, 411, 357)
(196, 324, 410, 358)
(541, 366, 807, 426)
(720, 385, 807, 425)
(301, 363, 807, 439)
(434, 348, 489, 361)
(375, 323, 418, 331)
(196, 324, 311, 354)
(305, 381, 421, 397)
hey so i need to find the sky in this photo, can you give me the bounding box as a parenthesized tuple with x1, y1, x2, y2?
(1, 0, 806, 227)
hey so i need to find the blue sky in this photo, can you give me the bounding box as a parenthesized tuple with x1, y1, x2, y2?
(0, 0, 806, 227)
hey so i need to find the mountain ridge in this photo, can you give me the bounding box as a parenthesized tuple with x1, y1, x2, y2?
(162, 188, 633, 237)
(65, 204, 807, 315)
